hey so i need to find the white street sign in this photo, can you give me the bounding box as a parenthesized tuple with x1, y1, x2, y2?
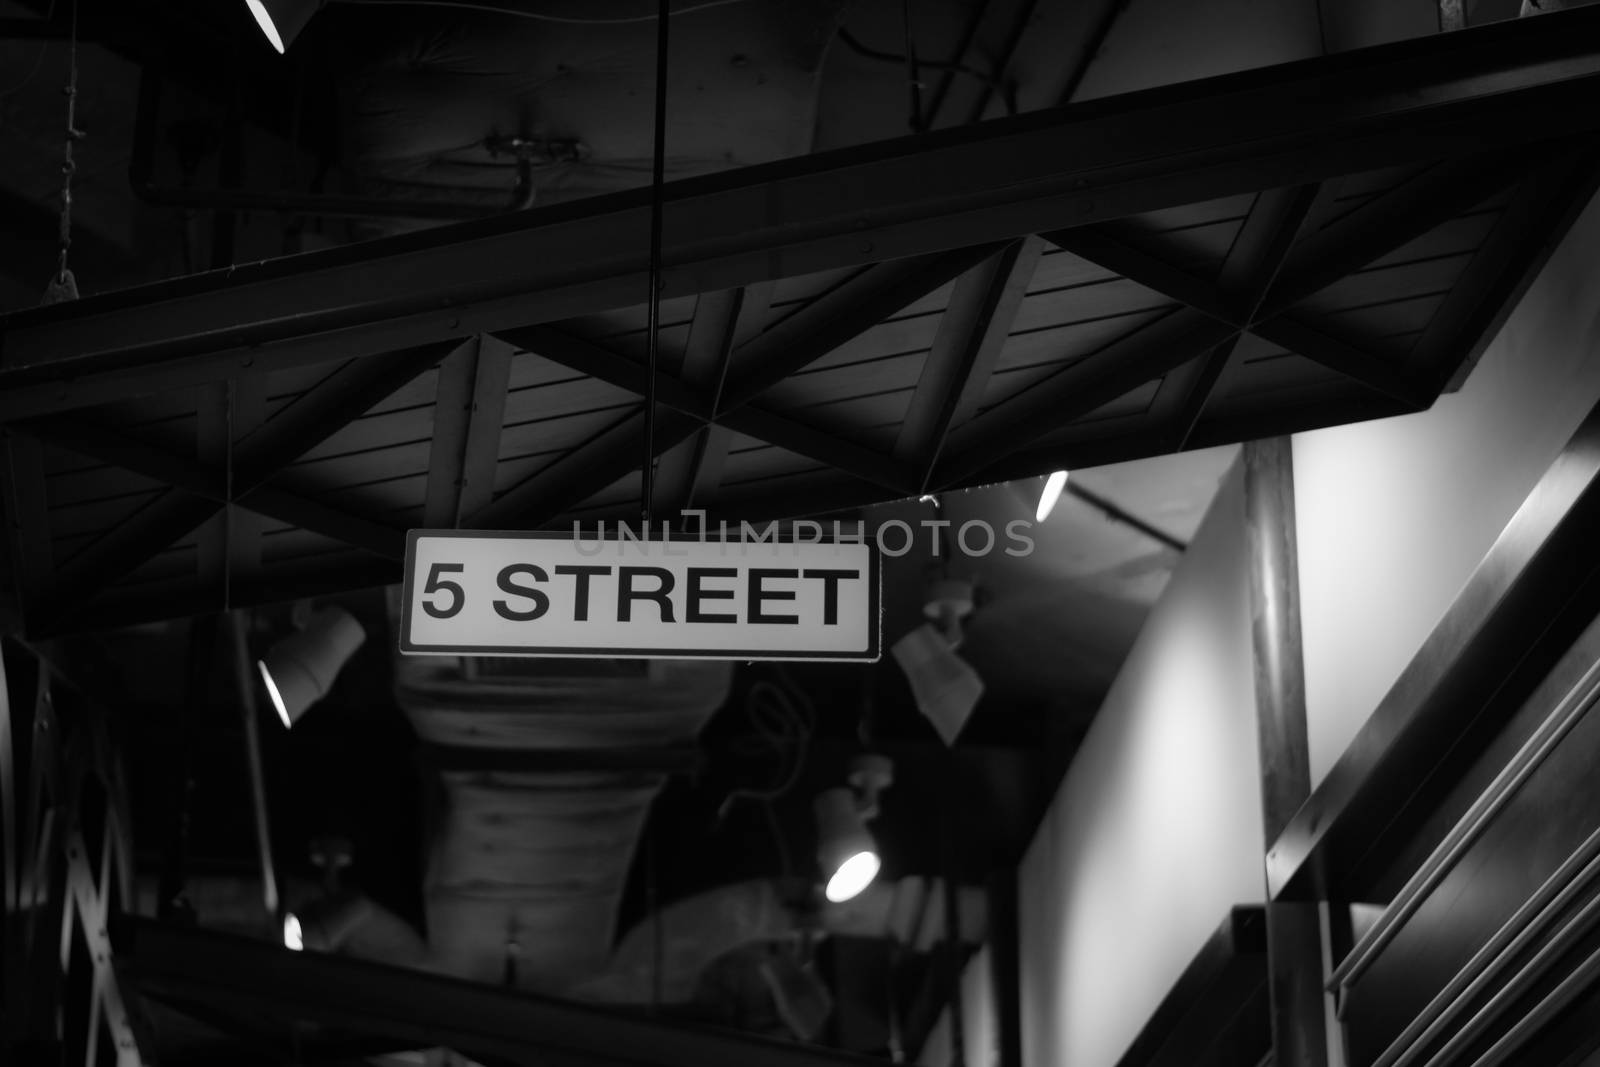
(400, 530, 881, 661)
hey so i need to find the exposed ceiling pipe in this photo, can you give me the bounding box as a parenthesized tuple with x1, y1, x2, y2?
(1064, 480, 1189, 553)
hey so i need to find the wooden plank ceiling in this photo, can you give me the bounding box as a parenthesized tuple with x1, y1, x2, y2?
(5, 11, 1600, 636)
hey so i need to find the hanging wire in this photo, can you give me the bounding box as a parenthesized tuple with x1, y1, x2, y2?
(901, 0, 924, 133)
(41, 0, 83, 305)
(857, 670, 878, 749)
(719, 680, 817, 815)
(648, 826, 663, 1013)
(643, 3, 672, 1006)
(641, 0, 670, 523)
(716, 678, 816, 877)
(223, 380, 236, 610)
(834, 28, 1017, 116)
(57, 0, 80, 283)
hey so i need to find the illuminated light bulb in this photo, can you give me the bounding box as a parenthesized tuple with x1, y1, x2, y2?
(243, 0, 326, 54)
(257, 605, 366, 729)
(283, 912, 304, 952)
(814, 787, 881, 903)
(258, 659, 292, 729)
(1036, 470, 1070, 523)
(281, 893, 378, 953)
(824, 850, 881, 903)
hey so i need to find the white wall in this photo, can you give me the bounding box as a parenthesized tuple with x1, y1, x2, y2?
(1017, 465, 1263, 1067)
(1294, 190, 1600, 786)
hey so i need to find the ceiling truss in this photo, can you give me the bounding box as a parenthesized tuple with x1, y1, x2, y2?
(4, 10, 1600, 634)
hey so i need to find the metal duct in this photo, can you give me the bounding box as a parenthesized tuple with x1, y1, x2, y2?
(389, 591, 734, 992)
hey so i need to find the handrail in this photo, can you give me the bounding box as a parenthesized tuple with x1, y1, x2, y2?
(1372, 823, 1600, 1067)
(1424, 911, 1600, 1067)
(1328, 652, 1600, 999)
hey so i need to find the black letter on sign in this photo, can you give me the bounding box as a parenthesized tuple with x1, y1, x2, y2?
(494, 564, 550, 621)
(555, 565, 611, 621)
(422, 562, 465, 619)
(686, 567, 738, 623)
(749, 569, 800, 624)
(802, 569, 859, 626)
(618, 567, 676, 622)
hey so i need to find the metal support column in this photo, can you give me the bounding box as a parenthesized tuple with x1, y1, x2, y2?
(1243, 436, 1330, 1067)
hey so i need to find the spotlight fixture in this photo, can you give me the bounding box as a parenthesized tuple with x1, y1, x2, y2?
(245, 0, 326, 53)
(892, 578, 983, 745)
(814, 788, 880, 903)
(814, 754, 894, 903)
(257, 605, 366, 729)
(1036, 469, 1070, 522)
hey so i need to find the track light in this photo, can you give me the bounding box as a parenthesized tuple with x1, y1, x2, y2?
(892, 578, 983, 745)
(814, 788, 880, 903)
(245, 0, 326, 53)
(1036, 470, 1070, 522)
(892, 626, 984, 745)
(814, 755, 893, 903)
(257, 605, 366, 728)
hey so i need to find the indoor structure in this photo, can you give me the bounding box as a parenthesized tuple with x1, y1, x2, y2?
(4, 1, 1600, 1066)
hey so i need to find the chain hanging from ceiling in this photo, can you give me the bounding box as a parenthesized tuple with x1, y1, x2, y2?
(41, 0, 84, 307)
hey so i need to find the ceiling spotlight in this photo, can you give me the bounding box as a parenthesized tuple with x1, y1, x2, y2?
(815, 788, 881, 903)
(1036, 470, 1070, 523)
(244, 0, 326, 54)
(892, 578, 983, 745)
(257, 605, 366, 728)
(892, 626, 984, 746)
(814, 755, 894, 904)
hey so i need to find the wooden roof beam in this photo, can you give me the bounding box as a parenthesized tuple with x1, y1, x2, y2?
(1257, 152, 1529, 317)
(895, 238, 1044, 494)
(33, 340, 458, 632)
(423, 335, 514, 529)
(469, 407, 701, 530)
(933, 310, 1237, 486)
(717, 247, 1001, 414)
(1410, 144, 1600, 393)
(12, 415, 407, 561)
